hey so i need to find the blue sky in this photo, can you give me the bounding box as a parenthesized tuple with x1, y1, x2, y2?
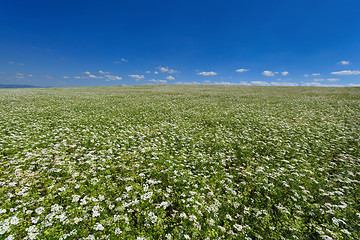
(1, 0, 360, 87)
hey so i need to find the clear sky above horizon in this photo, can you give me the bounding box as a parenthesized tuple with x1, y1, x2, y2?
(1, 0, 360, 87)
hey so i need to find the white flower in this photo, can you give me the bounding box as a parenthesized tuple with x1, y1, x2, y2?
(208, 218, 215, 226)
(234, 224, 243, 231)
(165, 233, 172, 239)
(0, 209, 6, 214)
(74, 217, 83, 224)
(184, 235, 190, 239)
(35, 207, 44, 215)
(94, 223, 104, 231)
(72, 195, 80, 202)
(115, 228, 122, 235)
(226, 214, 233, 220)
(5, 235, 14, 240)
(31, 217, 39, 224)
(189, 215, 197, 221)
(10, 216, 19, 225)
(125, 186, 133, 192)
(141, 191, 153, 200)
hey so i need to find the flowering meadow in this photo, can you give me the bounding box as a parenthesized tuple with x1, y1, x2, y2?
(0, 85, 359, 239)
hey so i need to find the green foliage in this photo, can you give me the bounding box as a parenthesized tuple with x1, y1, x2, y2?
(0, 85, 359, 239)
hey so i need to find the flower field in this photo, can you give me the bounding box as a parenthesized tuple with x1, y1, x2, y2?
(0, 85, 359, 239)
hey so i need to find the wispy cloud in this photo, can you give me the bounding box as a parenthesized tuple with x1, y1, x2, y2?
(129, 74, 144, 81)
(8, 62, 14, 64)
(114, 59, 128, 64)
(176, 81, 201, 85)
(99, 70, 110, 74)
(262, 71, 276, 77)
(105, 75, 122, 81)
(197, 71, 217, 76)
(338, 60, 350, 65)
(145, 71, 151, 74)
(83, 71, 91, 75)
(331, 70, 360, 75)
(270, 82, 298, 86)
(157, 66, 179, 74)
(348, 83, 360, 87)
(281, 71, 289, 76)
(312, 73, 320, 76)
(314, 78, 340, 82)
(236, 69, 249, 73)
(89, 74, 103, 79)
(166, 76, 175, 80)
(251, 81, 269, 86)
(302, 82, 343, 87)
(148, 79, 167, 84)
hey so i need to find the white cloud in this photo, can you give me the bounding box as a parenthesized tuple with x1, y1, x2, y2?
(331, 70, 360, 75)
(339, 60, 350, 65)
(105, 75, 122, 81)
(159, 67, 169, 72)
(83, 71, 91, 75)
(281, 71, 289, 76)
(239, 81, 250, 85)
(262, 71, 275, 77)
(114, 59, 128, 64)
(313, 78, 339, 82)
(129, 74, 144, 81)
(16, 76, 24, 79)
(348, 83, 360, 87)
(251, 81, 269, 86)
(236, 69, 249, 73)
(99, 70, 110, 74)
(213, 81, 233, 85)
(304, 74, 309, 77)
(16, 73, 24, 76)
(148, 79, 167, 84)
(89, 74, 103, 79)
(176, 81, 201, 85)
(197, 71, 217, 76)
(312, 73, 320, 76)
(18, 63, 24, 66)
(145, 71, 151, 74)
(166, 76, 175, 80)
(28, 75, 32, 77)
(154, 71, 159, 74)
(270, 82, 298, 86)
(157, 66, 179, 74)
(63, 76, 70, 79)
(302, 82, 343, 87)
(8, 62, 14, 64)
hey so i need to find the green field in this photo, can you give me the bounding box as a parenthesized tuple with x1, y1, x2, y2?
(0, 85, 359, 239)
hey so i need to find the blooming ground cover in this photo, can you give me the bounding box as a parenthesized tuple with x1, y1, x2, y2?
(0, 85, 359, 239)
